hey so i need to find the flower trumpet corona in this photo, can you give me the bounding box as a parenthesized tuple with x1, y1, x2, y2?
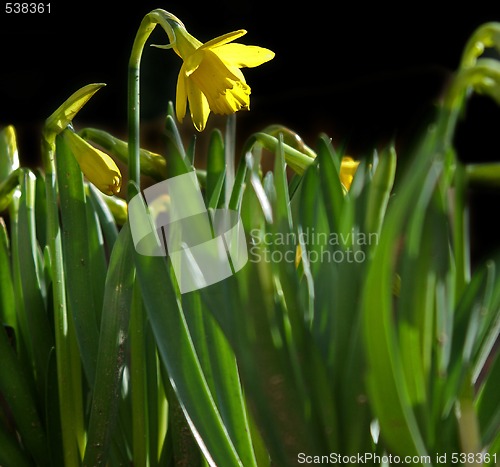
(62, 129, 122, 195)
(159, 20, 275, 131)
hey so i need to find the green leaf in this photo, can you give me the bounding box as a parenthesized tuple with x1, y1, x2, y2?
(0, 168, 22, 212)
(130, 191, 243, 467)
(55, 134, 99, 385)
(84, 189, 109, 321)
(34, 170, 47, 251)
(230, 258, 321, 465)
(0, 421, 34, 467)
(365, 145, 397, 236)
(227, 157, 334, 462)
(316, 136, 344, 236)
(164, 114, 187, 165)
(129, 285, 149, 467)
(183, 291, 258, 467)
(87, 184, 119, 250)
(361, 111, 451, 457)
(476, 350, 500, 447)
(17, 171, 54, 402)
(206, 129, 225, 207)
(44, 165, 82, 467)
(0, 321, 49, 465)
(83, 223, 135, 467)
(0, 218, 15, 329)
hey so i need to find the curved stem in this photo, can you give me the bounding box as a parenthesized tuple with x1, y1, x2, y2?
(128, 16, 154, 196)
(127, 9, 179, 200)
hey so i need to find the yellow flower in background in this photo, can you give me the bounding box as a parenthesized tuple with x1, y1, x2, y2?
(62, 129, 122, 195)
(164, 21, 275, 131)
(295, 156, 360, 267)
(339, 156, 360, 191)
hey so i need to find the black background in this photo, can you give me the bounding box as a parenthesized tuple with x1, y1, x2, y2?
(1, 1, 500, 262)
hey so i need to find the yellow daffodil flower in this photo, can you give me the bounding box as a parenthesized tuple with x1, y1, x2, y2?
(62, 129, 122, 195)
(163, 20, 275, 131)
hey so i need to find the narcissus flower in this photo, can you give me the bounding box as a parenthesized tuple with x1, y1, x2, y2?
(62, 129, 122, 195)
(163, 20, 274, 131)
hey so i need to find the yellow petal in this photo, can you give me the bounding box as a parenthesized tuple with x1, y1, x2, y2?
(339, 156, 360, 191)
(175, 65, 188, 122)
(189, 50, 246, 115)
(183, 49, 204, 76)
(62, 129, 122, 195)
(213, 43, 275, 68)
(295, 244, 302, 268)
(170, 22, 274, 131)
(186, 80, 210, 131)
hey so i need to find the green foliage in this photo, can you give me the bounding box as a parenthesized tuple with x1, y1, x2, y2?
(0, 18, 500, 467)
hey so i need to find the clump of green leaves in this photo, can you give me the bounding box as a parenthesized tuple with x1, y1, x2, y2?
(0, 20, 499, 467)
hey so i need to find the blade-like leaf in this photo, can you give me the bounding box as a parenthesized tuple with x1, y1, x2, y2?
(130, 191, 243, 467)
(83, 223, 135, 467)
(0, 320, 49, 466)
(55, 134, 99, 385)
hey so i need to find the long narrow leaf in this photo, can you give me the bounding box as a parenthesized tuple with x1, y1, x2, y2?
(183, 291, 258, 467)
(55, 134, 99, 385)
(0, 319, 48, 465)
(17, 171, 53, 403)
(83, 223, 135, 467)
(130, 191, 243, 467)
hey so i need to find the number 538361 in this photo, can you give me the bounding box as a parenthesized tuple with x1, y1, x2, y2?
(5, 3, 51, 13)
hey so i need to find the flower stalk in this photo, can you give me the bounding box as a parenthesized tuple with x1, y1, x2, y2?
(128, 9, 180, 195)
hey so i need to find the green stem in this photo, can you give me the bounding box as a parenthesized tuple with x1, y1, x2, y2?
(457, 377, 483, 465)
(224, 114, 236, 205)
(466, 162, 500, 187)
(127, 9, 180, 199)
(440, 97, 470, 304)
(130, 282, 149, 466)
(452, 162, 470, 302)
(127, 22, 150, 193)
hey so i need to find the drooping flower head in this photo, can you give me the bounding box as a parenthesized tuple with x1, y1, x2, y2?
(159, 18, 275, 131)
(62, 129, 122, 195)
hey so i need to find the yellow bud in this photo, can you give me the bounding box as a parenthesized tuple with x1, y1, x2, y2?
(339, 156, 360, 191)
(0, 125, 20, 182)
(62, 129, 122, 195)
